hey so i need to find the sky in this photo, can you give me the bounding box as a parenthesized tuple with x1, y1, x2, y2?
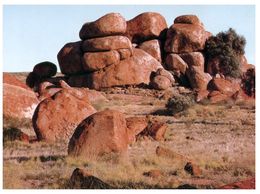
(3, 5, 255, 72)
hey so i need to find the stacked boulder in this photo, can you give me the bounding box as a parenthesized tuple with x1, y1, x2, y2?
(26, 61, 58, 91)
(126, 12, 168, 63)
(58, 12, 174, 90)
(164, 15, 212, 91)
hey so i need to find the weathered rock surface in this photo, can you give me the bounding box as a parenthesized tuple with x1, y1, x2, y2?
(57, 41, 84, 75)
(179, 52, 204, 71)
(151, 68, 175, 90)
(165, 24, 208, 53)
(68, 110, 129, 159)
(155, 68, 175, 83)
(70, 168, 112, 189)
(208, 78, 240, 96)
(82, 36, 132, 52)
(117, 48, 133, 60)
(186, 66, 212, 90)
(3, 74, 39, 119)
(165, 54, 188, 74)
(174, 15, 203, 26)
(138, 39, 162, 62)
(82, 50, 120, 72)
(151, 75, 171, 90)
(208, 91, 229, 104)
(4, 73, 31, 90)
(79, 13, 126, 40)
(33, 61, 57, 78)
(126, 116, 148, 143)
(33, 89, 96, 143)
(126, 12, 167, 43)
(68, 48, 163, 90)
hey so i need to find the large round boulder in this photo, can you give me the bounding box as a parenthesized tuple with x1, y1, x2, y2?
(151, 75, 171, 90)
(57, 41, 84, 75)
(68, 110, 129, 159)
(79, 13, 127, 40)
(33, 61, 57, 78)
(33, 89, 96, 143)
(126, 12, 167, 43)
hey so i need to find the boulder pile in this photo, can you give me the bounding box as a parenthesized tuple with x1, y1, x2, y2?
(164, 15, 212, 91)
(58, 12, 175, 90)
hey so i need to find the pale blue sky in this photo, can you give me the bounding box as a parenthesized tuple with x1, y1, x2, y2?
(3, 5, 255, 72)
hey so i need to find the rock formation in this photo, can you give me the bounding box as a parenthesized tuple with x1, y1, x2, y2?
(57, 12, 174, 90)
(164, 15, 211, 91)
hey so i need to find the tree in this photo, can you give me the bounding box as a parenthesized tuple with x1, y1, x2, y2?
(205, 28, 246, 78)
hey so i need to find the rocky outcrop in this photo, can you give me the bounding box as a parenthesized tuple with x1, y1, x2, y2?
(33, 88, 96, 143)
(68, 110, 129, 159)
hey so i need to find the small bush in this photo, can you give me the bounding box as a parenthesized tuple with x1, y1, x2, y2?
(3, 127, 26, 144)
(166, 93, 195, 115)
(205, 28, 246, 78)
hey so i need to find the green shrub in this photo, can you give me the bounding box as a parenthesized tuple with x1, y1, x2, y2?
(205, 28, 246, 78)
(166, 93, 195, 115)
